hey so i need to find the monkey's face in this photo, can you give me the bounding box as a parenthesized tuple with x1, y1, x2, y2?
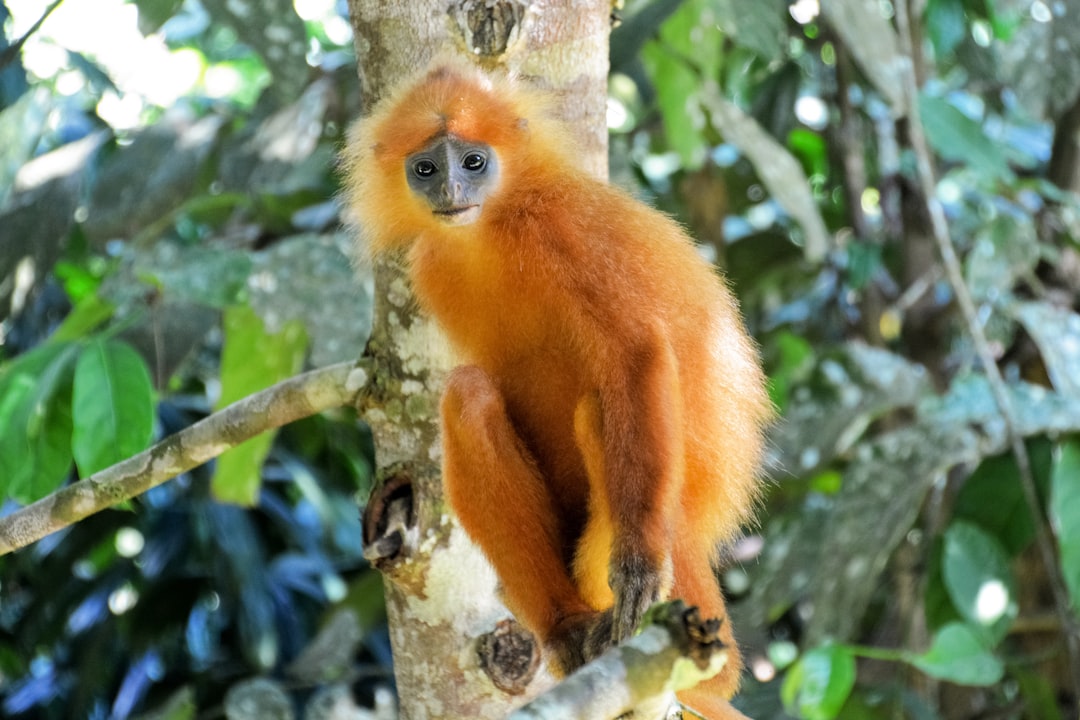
(405, 134, 500, 226)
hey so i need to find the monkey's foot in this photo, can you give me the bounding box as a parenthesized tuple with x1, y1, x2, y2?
(545, 609, 615, 676)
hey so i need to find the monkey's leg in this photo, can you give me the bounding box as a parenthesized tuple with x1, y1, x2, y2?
(441, 365, 595, 671)
(599, 329, 685, 643)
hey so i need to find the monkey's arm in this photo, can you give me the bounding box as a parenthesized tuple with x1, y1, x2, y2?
(594, 327, 686, 643)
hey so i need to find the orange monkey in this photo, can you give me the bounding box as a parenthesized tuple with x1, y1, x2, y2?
(345, 62, 771, 719)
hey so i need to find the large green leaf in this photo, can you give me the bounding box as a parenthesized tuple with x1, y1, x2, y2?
(910, 622, 1004, 685)
(926, 0, 968, 57)
(702, 89, 830, 262)
(661, 0, 723, 76)
(247, 233, 371, 367)
(641, 42, 707, 169)
(210, 305, 307, 505)
(137, 245, 252, 310)
(0, 343, 79, 502)
(1014, 668, 1067, 720)
(50, 294, 116, 343)
(71, 339, 155, 477)
(712, 0, 785, 62)
(1011, 303, 1080, 399)
(965, 214, 1040, 301)
(1050, 437, 1080, 613)
(941, 521, 1018, 643)
(920, 94, 1012, 181)
(0, 88, 51, 209)
(821, 0, 905, 112)
(781, 644, 856, 720)
(953, 453, 1035, 555)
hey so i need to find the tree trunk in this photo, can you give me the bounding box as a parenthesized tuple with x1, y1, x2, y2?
(344, 2, 610, 718)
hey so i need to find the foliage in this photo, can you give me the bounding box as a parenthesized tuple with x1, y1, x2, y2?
(612, 0, 1080, 716)
(0, 0, 383, 717)
(1, 0, 1079, 717)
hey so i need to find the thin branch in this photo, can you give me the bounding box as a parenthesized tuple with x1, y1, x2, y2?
(0, 0, 64, 72)
(893, 0, 1080, 705)
(0, 360, 372, 556)
(507, 602, 728, 720)
(830, 37, 870, 241)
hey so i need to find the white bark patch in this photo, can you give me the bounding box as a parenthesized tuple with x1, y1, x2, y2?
(346, 366, 369, 392)
(70, 487, 98, 516)
(407, 525, 502, 634)
(149, 448, 183, 476)
(188, 442, 232, 465)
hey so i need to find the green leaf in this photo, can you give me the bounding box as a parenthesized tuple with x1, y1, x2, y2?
(781, 644, 856, 720)
(1050, 437, 1080, 613)
(712, 0, 785, 62)
(846, 242, 882, 290)
(660, 0, 722, 76)
(0, 88, 51, 209)
(965, 214, 1040, 301)
(926, 0, 968, 57)
(941, 521, 1018, 643)
(138, 246, 253, 309)
(767, 330, 814, 411)
(641, 43, 706, 169)
(71, 339, 155, 477)
(1011, 303, 1080, 399)
(953, 453, 1034, 555)
(210, 306, 307, 505)
(909, 622, 1004, 685)
(0, 343, 79, 502)
(919, 94, 1012, 181)
(50, 294, 115, 343)
(1014, 668, 1066, 720)
(823, 0, 906, 113)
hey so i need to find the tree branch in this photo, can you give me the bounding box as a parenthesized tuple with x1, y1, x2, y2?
(0, 360, 372, 556)
(893, 0, 1080, 705)
(507, 602, 728, 720)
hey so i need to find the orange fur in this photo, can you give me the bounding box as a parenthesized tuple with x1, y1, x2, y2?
(345, 61, 771, 717)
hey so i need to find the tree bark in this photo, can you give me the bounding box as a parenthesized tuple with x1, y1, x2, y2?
(344, 2, 611, 718)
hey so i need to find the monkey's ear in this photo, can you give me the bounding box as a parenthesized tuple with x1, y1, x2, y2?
(516, 118, 528, 131)
(371, 142, 385, 158)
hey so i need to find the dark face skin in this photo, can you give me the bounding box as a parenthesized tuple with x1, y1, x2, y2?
(405, 134, 500, 226)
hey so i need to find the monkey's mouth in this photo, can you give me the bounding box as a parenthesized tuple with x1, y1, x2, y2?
(433, 205, 481, 226)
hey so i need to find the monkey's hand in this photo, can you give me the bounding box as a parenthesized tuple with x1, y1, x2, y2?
(608, 551, 671, 644)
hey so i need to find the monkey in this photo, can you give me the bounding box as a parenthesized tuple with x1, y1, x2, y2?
(344, 61, 771, 719)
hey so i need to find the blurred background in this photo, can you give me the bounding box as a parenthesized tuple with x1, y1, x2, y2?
(1, 0, 1079, 718)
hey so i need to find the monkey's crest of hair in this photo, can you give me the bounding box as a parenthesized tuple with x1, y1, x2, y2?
(343, 61, 575, 256)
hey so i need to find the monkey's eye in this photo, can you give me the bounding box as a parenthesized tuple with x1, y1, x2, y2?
(413, 159, 438, 178)
(462, 152, 487, 172)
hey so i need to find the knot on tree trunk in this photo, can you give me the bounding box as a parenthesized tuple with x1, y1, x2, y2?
(478, 618, 542, 695)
